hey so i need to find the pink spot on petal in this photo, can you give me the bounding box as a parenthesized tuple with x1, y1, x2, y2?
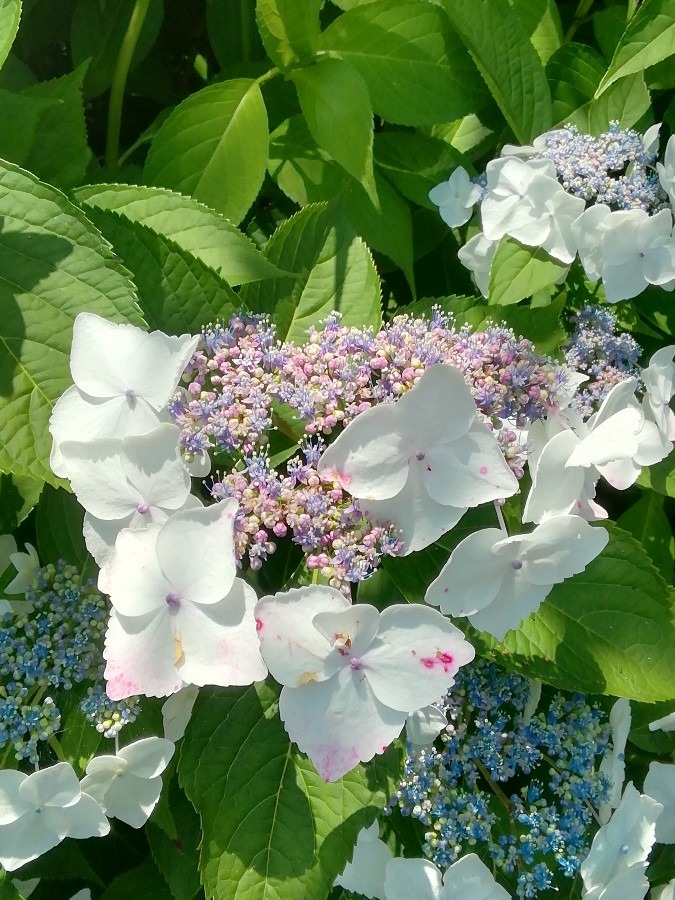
(444, 587, 449, 593)
(420, 651, 456, 673)
(421, 657, 435, 669)
(255, 617, 263, 632)
(381, 746, 388, 753)
(480, 466, 488, 475)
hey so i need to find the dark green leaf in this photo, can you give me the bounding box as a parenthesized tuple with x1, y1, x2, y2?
(240, 202, 381, 343)
(100, 857, 174, 900)
(206, 0, 266, 70)
(256, 0, 321, 67)
(178, 682, 400, 900)
(0, 471, 42, 531)
(21, 63, 90, 189)
(70, 0, 164, 100)
(144, 79, 269, 225)
(596, 0, 675, 96)
(292, 58, 376, 201)
(442, 0, 552, 143)
(488, 237, 568, 307)
(0, 87, 50, 163)
(0, 159, 143, 484)
(35, 485, 89, 568)
(508, 0, 562, 64)
(83, 207, 237, 334)
(147, 781, 202, 900)
(320, 0, 488, 126)
(547, 43, 605, 125)
(374, 131, 464, 209)
(75, 183, 284, 286)
(617, 491, 674, 583)
(268, 114, 348, 206)
(637, 449, 675, 498)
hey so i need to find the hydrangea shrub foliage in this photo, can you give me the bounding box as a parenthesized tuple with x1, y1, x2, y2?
(0, 1, 674, 899)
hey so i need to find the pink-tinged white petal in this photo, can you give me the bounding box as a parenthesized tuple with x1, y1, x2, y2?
(106, 527, 168, 616)
(359, 465, 466, 554)
(155, 501, 237, 605)
(279, 665, 405, 781)
(317, 404, 410, 499)
(395, 365, 478, 446)
(104, 607, 182, 700)
(441, 853, 511, 899)
(425, 529, 506, 616)
(363, 605, 475, 712)
(70, 313, 198, 409)
(175, 578, 268, 687)
(255, 586, 351, 686)
(117, 736, 175, 779)
(313, 604, 380, 658)
(384, 857, 443, 900)
(121, 424, 189, 511)
(424, 421, 518, 507)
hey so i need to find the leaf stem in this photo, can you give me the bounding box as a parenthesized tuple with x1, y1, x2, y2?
(564, 0, 595, 42)
(47, 734, 66, 763)
(475, 758, 513, 812)
(105, 0, 151, 168)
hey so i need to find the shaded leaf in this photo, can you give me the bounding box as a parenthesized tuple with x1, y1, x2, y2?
(0, 159, 143, 485)
(100, 857, 173, 900)
(638, 449, 675, 498)
(75, 183, 283, 287)
(35, 485, 89, 568)
(374, 131, 464, 209)
(256, 0, 321, 67)
(178, 682, 400, 900)
(0, 0, 20, 71)
(0, 471, 42, 532)
(144, 79, 269, 225)
(442, 0, 552, 143)
(509, 0, 562, 64)
(617, 491, 674, 583)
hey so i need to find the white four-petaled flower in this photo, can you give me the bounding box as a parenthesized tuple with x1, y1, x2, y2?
(428, 167, 482, 228)
(384, 853, 511, 900)
(254, 585, 475, 781)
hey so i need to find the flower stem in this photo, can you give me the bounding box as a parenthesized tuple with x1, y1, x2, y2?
(105, 0, 151, 168)
(564, 0, 595, 42)
(494, 500, 508, 534)
(48, 734, 66, 763)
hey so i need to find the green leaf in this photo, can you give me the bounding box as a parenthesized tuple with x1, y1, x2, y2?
(638, 449, 675, 498)
(70, 0, 164, 100)
(0, 0, 20, 71)
(83, 206, 237, 334)
(21, 63, 91, 189)
(147, 781, 202, 900)
(240, 202, 381, 343)
(0, 159, 143, 485)
(256, 0, 321, 67)
(0, 87, 51, 164)
(593, 6, 629, 62)
(0, 871, 25, 900)
(100, 857, 174, 900)
(596, 0, 675, 97)
(0, 471, 42, 532)
(442, 0, 552, 143)
(547, 43, 606, 125)
(35, 485, 89, 568)
(488, 237, 568, 306)
(268, 114, 348, 206)
(586, 72, 651, 133)
(478, 525, 675, 702)
(144, 78, 269, 225)
(374, 131, 464, 209)
(292, 58, 376, 202)
(508, 0, 562, 64)
(617, 491, 674, 584)
(75, 183, 283, 287)
(178, 682, 400, 900)
(319, 0, 488, 126)
(497, 293, 567, 354)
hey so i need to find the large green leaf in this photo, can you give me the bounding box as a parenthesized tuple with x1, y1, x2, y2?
(178, 682, 400, 900)
(586, 72, 651, 133)
(638, 449, 675, 498)
(144, 79, 269, 225)
(509, 0, 562, 64)
(256, 0, 321, 67)
(75, 183, 283, 287)
(0, 0, 20, 71)
(146, 781, 202, 900)
(83, 207, 237, 334)
(21, 63, 90, 189)
(596, 0, 675, 96)
(35, 485, 89, 569)
(0, 160, 143, 485)
(70, 0, 164, 100)
(100, 858, 173, 900)
(547, 43, 606, 125)
(617, 491, 674, 584)
(488, 237, 567, 306)
(477, 525, 675, 701)
(240, 202, 381, 343)
(442, 0, 552, 143)
(320, 0, 488, 126)
(292, 58, 376, 201)
(268, 114, 348, 206)
(0, 87, 51, 164)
